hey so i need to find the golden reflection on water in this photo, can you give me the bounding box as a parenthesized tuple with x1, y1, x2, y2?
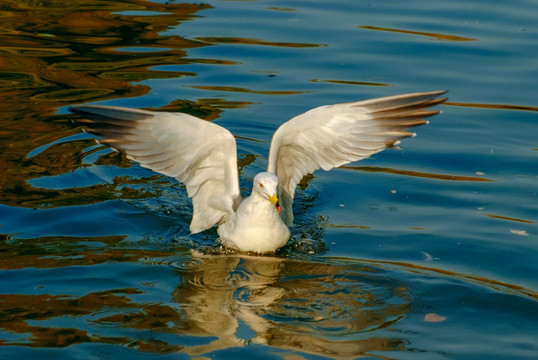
(0, 0, 207, 110)
(0, 1, 263, 211)
(0, 235, 175, 270)
(445, 101, 538, 113)
(310, 78, 391, 87)
(0, 0, 212, 209)
(172, 254, 411, 357)
(0, 0, 326, 213)
(486, 213, 534, 224)
(0, 291, 142, 348)
(0, 250, 411, 357)
(2, 244, 536, 355)
(195, 36, 327, 48)
(342, 165, 492, 182)
(358, 25, 478, 42)
(367, 258, 538, 302)
(187, 85, 313, 96)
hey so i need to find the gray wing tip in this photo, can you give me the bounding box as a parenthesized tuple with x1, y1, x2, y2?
(427, 89, 448, 96)
(411, 89, 448, 98)
(69, 104, 154, 121)
(353, 89, 449, 108)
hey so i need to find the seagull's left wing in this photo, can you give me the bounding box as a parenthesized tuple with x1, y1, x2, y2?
(267, 90, 448, 226)
(70, 105, 241, 233)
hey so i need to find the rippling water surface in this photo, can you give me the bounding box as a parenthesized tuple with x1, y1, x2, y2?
(1, 0, 537, 359)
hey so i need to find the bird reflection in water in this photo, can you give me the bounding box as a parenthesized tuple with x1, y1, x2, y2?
(172, 253, 411, 358)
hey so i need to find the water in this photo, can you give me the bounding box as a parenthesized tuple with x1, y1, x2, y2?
(1, 0, 537, 359)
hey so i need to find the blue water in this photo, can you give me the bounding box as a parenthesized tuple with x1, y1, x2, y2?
(0, 0, 537, 359)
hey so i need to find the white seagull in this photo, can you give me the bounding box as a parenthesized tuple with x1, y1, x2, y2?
(70, 90, 447, 253)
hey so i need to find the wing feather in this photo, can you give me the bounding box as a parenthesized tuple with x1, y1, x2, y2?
(70, 105, 241, 233)
(267, 90, 447, 226)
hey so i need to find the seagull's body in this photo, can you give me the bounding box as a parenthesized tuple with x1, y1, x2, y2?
(70, 90, 447, 253)
(218, 172, 290, 253)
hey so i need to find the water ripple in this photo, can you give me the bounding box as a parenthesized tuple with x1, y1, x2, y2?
(170, 254, 414, 357)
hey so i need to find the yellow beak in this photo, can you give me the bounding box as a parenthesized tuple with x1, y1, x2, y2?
(267, 193, 280, 213)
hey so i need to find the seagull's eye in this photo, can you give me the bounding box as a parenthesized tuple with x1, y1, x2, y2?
(258, 182, 264, 188)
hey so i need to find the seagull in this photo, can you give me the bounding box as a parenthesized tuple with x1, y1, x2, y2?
(70, 90, 447, 253)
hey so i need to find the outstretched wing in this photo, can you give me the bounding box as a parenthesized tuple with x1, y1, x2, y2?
(70, 105, 241, 233)
(267, 90, 447, 226)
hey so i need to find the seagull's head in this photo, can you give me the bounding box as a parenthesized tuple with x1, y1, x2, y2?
(253, 172, 280, 213)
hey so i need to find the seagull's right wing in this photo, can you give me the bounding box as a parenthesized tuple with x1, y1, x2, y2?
(70, 105, 241, 233)
(267, 90, 447, 226)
